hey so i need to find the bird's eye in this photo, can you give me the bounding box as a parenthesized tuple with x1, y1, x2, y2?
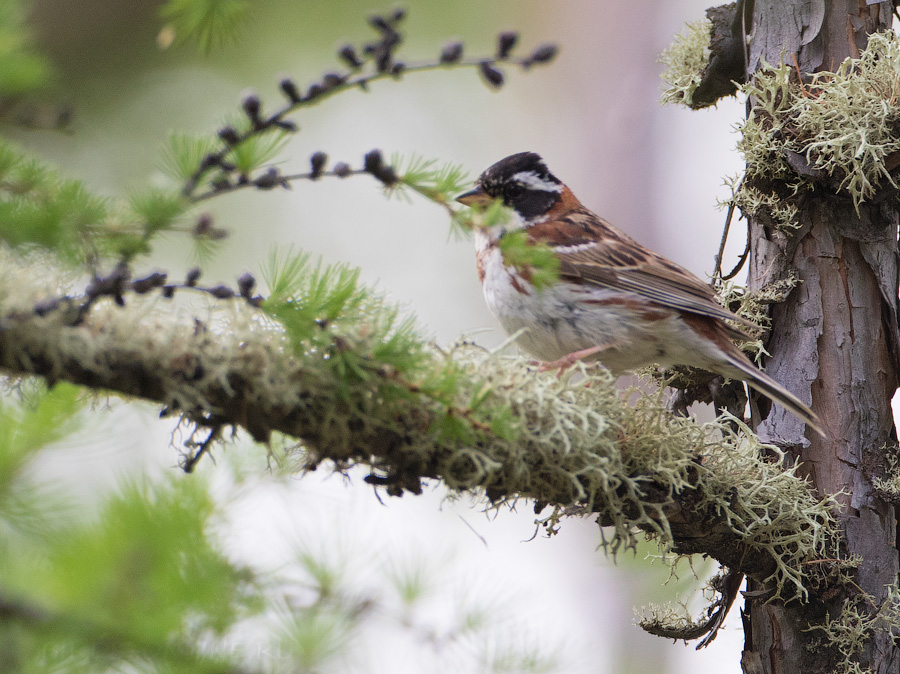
(505, 183, 523, 199)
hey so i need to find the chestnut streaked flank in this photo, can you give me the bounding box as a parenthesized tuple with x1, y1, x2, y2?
(458, 152, 824, 437)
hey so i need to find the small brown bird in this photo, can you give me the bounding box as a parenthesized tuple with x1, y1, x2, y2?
(457, 152, 823, 436)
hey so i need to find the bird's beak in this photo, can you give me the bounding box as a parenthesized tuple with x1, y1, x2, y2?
(456, 186, 492, 207)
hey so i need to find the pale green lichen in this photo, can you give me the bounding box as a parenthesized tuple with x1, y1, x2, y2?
(719, 175, 805, 233)
(663, 25, 900, 218)
(711, 276, 799, 366)
(659, 20, 712, 107)
(805, 585, 900, 674)
(638, 599, 700, 637)
(638, 570, 724, 640)
(698, 423, 836, 597)
(716, 274, 801, 330)
(739, 32, 900, 210)
(0, 249, 838, 599)
(872, 443, 900, 501)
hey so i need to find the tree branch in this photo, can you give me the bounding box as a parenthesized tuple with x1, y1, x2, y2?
(0, 252, 838, 598)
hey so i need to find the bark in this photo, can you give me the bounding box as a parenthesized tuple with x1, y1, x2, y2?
(742, 2, 900, 672)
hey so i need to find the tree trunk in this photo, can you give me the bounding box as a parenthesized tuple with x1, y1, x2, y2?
(741, 2, 900, 672)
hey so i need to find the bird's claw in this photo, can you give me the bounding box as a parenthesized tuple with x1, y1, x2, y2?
(532, 345, 607, 379)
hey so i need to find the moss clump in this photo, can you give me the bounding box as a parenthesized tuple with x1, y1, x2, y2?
(720, 176, 806, 233)
(659, 20, 713, 108)
(806, 585, 900, 674)
(664, 26, 900, 216)
(872, 443, 900, 502)
(0, 249, 839, 599)
(724, 275, 799, 326)
(639, 599, 705, 640)
(739, 31, 900, 211)
(429, 352, 838, 598)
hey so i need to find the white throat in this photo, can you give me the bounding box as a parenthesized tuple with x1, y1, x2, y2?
(474, 209, 538, 248)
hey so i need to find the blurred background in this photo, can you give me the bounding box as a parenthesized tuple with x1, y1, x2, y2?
(11, 1, 749, 672)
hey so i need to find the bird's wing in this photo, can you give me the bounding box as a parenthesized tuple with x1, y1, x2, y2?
(527, 210, 756, 335)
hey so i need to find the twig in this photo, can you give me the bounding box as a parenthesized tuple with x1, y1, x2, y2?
(714, 178, 750, 282)
(722, 219, 751, 281)
(181, 22, 556, 201)
(713, 200, 737, 281)
(182, 425, 224, 473)
(190, 167, 369, 203)
(0, 589, 256, 674)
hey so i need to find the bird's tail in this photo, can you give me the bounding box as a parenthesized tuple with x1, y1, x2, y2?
(722, 351, 825, 438)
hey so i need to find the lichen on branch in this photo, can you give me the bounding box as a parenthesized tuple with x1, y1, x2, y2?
(660, 19, 713, 107)
(739, 31, 900, 209)
(0, 249, 839, 598)
(668, 28, 900, 221)
(659, 3, 746, 109)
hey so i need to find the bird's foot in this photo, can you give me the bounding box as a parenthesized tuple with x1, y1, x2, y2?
(533, 345, 606, 379)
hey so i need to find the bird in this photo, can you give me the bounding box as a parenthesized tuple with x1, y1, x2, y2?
(456, 151, 824, 437)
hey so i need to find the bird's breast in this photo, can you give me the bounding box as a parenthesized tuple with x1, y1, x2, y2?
(477, 240, 631, 362)
(475, 237, 729, 371)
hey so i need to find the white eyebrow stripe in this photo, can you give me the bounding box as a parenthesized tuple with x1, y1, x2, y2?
(510, 171, 563, 192)
(552, 242, 596, 254)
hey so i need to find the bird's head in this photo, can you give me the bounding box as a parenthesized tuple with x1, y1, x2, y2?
(457, 152, 564, 220)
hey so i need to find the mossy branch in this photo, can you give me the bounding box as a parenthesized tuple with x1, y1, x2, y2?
(659, 2, 746, 109)
(664, 26, 900, 215)
(0, 251, 839, 599)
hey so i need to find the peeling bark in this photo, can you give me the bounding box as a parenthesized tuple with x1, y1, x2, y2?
(747, 0, 826, 74)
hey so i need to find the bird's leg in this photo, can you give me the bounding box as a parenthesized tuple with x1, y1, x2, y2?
(534, 344, 608, 378)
